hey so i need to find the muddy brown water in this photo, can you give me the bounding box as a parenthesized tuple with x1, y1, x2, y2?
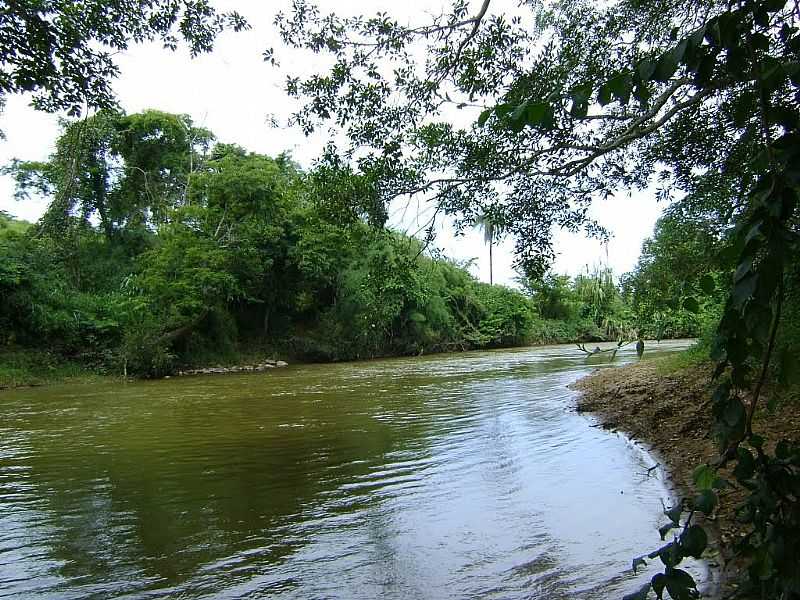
(0, 340, 701, 599)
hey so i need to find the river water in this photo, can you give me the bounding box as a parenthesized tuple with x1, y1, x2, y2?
(0, 340, 697, 599)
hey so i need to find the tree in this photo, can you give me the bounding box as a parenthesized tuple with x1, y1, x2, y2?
(621, 202, 726, 338)
(0, 1, 248, 116)
(274, 0, 795, 275)
(4, 110, 213, 241)
(278, 1, 800, 596)
(473, 210, 503, 284)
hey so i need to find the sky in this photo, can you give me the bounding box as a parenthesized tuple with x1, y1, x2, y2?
(0, 0, 667, 286)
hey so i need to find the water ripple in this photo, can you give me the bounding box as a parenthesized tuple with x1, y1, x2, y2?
(0, 339, 701, 598)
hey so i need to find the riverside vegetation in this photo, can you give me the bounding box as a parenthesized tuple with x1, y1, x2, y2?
(1, 0, 800, 598)
(0, 110, 701, 387)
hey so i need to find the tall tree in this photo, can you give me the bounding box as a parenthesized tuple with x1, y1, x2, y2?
(273, 0, 795, 275)
(473, 211, 503, 285)
(0, 1, 248, 116)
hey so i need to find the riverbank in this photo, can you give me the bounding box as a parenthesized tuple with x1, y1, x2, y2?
(0, 350, 110, 390)
(0, 349, 292, 390)
(572, 355, 800, 598)
(0, 337, 640, 391)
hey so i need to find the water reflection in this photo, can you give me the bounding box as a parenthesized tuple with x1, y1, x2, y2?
(0, 340, 696, 598)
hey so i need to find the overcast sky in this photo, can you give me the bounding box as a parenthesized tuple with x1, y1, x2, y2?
(0, 0, 666, 286)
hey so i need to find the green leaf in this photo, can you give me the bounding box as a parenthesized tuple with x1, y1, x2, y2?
(510, 101, 528, 123)
(775, 439, 792, 459)
(632, 556, 648, 574)
(658, 543, 681, 568)
(607, 73, 633, 104)
(524, 102, 550, 127)
(733, 447, 755, 481)
(659, 522, 677, 540)
(638, 58, 656, 80)
(597, 82, 612, 106)
(664, 503, 683, 525)
(693, 489, 717, 514)
(696, 53, 717, 83)
(712, 477, 730, 490)
(654, 50, 679, 81)
(665, 568, 698, 600)
(692, 464, 716, 490)
(699, 274, 715, 295)
(732, 273, 757, 309)
(477, 108, 492, 127)
(717, 12, 740, 49)
(494, 103, 513, 118)
(634, 81, 652, 104)
(683, 296, 700, 314)
(679, 525, 708, 558)
(723, 396, 746, 429)
(652, 573, 667, 599)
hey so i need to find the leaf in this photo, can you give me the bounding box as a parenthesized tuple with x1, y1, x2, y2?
(717, 11, 740, 49)
(775, 439, 791, 459)
(693, 489, 717, 514)
(649, 542, 681, 568)
(732, 273, 757, 309)
(665, 503, 683, 525)
(477, 108, 492, 127)
(673, 38, 688, 63)
(638, 58, 656, 81)
(665, 568, 698, 600)
(679, 525, 708, 558)
(607, 73, 633, 104)
(654, 50, 679, 81)
(733, 447, 756, 481)
(696, 53, 717, 84)
(494, 103, 514, 118)
(632, 556, 648, 574)
(524, 102, 550, 127)
(699, 274, 715, 295)
(659, 522, 677, 540)
(634, 81, 652, 104)
(683, 296, 700, 314)
(692, 464, 716, 490)
(597, 82, 612, 106)
(723, 396, 746, 430)
(510, 101, 528, 123)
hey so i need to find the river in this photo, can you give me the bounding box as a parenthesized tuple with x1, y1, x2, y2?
(0, 340, 699, 599)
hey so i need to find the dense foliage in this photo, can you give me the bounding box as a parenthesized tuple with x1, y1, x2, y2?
(0, 110, 651, 380)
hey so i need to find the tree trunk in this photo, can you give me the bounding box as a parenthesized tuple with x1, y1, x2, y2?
(159, 310, 208, 345)
(489, 241, 493, 285)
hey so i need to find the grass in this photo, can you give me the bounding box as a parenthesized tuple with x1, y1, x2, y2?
(0, 349, 108, 390)
(654, 340, 710, 375)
